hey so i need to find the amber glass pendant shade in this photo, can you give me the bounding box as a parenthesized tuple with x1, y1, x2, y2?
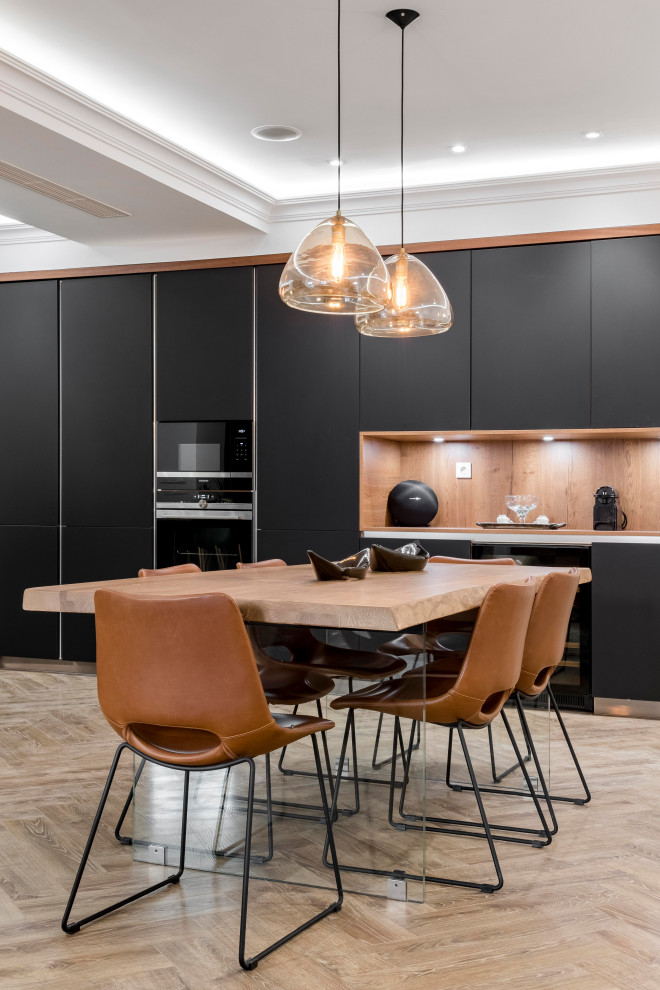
(279, 212, 390, 315)
(355, 249, 453, 336)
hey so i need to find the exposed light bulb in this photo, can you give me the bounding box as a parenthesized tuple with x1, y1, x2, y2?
(393, 251, 409, 309)
(331, 215, 346, 282)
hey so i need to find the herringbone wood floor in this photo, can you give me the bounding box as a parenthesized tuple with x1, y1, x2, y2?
(1, 670, 659, 989)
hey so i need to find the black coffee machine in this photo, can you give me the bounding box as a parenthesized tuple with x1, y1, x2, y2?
(593, 486, 627, 530)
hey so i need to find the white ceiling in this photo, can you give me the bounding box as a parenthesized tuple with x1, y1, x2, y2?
(0, 0, 659, 250)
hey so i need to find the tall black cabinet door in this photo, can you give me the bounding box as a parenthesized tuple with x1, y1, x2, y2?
(359, 251, 471, 431)
(61, 275, 153, 527)
(256, 265, 359, 533)
(156, 267, 253, 421)
(0, 526, 59, 660)
(592, 236, 660, 427)
(591, 543, 660, 703)
(61, 526, 154, 662)
(0, 280, 58, 525)
(471, 242, 591, 429)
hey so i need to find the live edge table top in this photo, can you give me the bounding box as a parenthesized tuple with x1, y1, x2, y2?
(23, 563, 591, 633)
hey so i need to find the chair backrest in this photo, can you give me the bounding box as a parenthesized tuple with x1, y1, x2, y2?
(518, 569, 580, 696)
(138, 563, 202, 577)
(429, 555, 516, 566)
(236, 559, 286, 569)
(429, 580, 535, 726)
(95, 590, 275, 761)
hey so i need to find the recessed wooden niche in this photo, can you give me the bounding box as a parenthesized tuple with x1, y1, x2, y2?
(360, 429, 660, 534)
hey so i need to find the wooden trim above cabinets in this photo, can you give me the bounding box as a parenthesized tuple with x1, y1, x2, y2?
(3, 222, 660, 283)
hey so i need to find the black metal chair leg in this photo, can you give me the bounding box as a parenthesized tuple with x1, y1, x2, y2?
(396, 717, 548, 847)
(114, 755, 147, 845)
(62, 744, 188, 934)
(456, 725, 503, 891)
(487, 710, 532, 783)
(326, 719, 504, 892)
(547, 685, 591, 804)
(239, 740, 342, 971)
(322, 710, 354, 866)
(500, 707, 554, 843)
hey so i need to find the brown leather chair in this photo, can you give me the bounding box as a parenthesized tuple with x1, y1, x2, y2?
(327, 580, 550, 892)
(237, 559, 286, 569)
(372, 556, 517, 769)
(119, 562, 337, 830)
(62, 590, 342, 971)
(438, 569, 590, 810)
(138, 563, 202, 577)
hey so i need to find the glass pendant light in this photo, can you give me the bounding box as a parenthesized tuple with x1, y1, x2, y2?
(356, 10, 453, 337)
(279, 0, 389, 315)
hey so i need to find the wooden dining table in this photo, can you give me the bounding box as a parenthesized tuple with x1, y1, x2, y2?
(22, 560, 592, 898)
(23, 560, 591, 630)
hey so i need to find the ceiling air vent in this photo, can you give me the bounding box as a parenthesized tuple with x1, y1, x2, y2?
(0, 160, 132, 218)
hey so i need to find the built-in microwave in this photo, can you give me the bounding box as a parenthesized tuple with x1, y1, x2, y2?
(157, 421, 252, 480)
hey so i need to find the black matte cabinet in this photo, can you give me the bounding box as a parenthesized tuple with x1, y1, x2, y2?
(0, 280, 58, 526)
(591, 543, 660, 702)
(359, 252, 471, 431)
(156, 267, 253, 422)
(592, 236, 660, 427)
(471, 242, 591, 429)
(60, 275, 153, 527)
(258, 530, 359, 566)
(61, 526, 154, 662)
(0, 526, 59, 660)
(256, 265, 360, 533)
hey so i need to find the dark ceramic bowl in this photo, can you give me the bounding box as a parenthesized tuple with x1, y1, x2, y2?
(369, 542, 430, 572)
(307, 548, 371, 581)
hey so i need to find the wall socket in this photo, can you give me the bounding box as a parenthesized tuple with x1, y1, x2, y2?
(456, 461, 472, 479)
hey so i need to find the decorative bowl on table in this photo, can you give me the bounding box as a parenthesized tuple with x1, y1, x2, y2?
(307, 548, 371, 581)
(369, 542, 430, 572)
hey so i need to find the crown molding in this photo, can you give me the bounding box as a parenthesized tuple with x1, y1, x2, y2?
(273, 161, 660, 223)
(0, 49, 273, 231)
(0, 221, 63, 246)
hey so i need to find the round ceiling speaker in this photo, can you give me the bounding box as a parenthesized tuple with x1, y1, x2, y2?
(387, 480, 439, 527)
(251, 124, 302, 142)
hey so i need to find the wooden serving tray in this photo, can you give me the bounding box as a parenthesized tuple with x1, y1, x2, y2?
(476, 522, 567, 530)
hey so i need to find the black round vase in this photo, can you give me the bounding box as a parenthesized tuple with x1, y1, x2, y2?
(387, 480, 439, 527)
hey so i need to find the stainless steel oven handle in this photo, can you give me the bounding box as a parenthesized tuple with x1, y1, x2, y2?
(156, 509, 253, 520)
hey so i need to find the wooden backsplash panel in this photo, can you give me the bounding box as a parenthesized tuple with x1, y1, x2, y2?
(360, 437, 401, 528)
(361, 436, 660, 531)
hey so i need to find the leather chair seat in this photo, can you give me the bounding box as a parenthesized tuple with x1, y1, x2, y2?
(260, 667, 335, 705)
(118, 710, 334, 767)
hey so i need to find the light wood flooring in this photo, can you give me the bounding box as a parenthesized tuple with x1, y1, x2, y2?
(1, 670, 659, 989)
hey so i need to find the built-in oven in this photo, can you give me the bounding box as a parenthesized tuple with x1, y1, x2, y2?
(471, 543, 592, 712)
(156, 421, 253, 570)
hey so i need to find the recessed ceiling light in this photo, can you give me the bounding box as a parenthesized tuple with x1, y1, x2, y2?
(542, 435, 555, 442)
(327, 158, 347, 167)
(583, 130, 603, 140)
(450, 143, 468, 154)
(433, 437, 445, 443)
(251, 125, 302, 142)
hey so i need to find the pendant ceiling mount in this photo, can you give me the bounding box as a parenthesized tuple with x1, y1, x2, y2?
(355, 8, 453, 338)
(279, 0, 389, 316)
(385, 9, 420, 30)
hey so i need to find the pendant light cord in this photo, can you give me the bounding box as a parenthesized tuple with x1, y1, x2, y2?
(400, 20, 405, 249)
(337, 0, 341, 214)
